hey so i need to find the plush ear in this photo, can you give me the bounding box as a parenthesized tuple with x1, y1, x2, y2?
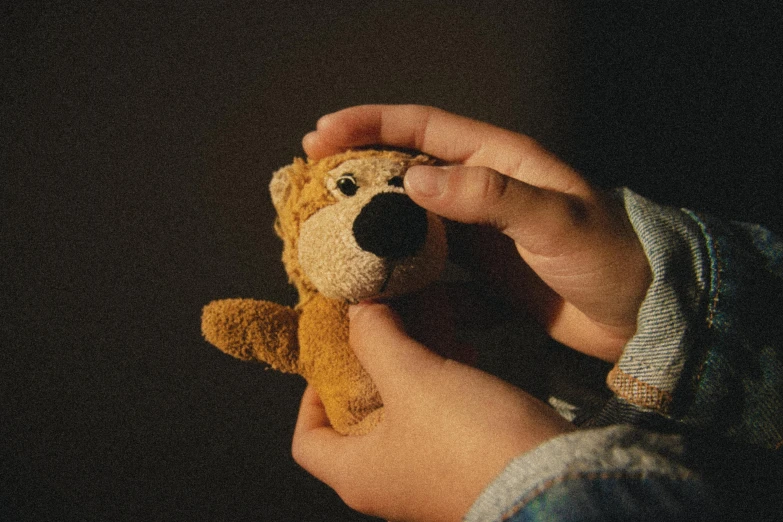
(270, 164, 294, 213)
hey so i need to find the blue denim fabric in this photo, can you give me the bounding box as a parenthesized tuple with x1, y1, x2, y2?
(464, 426, 713, 522)
(465, 426, 782, 522)
(673, 215, 783, 448)
(506, 475, 718, 522)
(465, 190, 783, 521)
(599, 191, 783, 450)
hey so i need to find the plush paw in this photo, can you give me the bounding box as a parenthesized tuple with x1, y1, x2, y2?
(201, 298, 299, 373)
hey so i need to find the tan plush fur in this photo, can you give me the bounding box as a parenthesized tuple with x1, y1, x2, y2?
(201, 150, 447, 435)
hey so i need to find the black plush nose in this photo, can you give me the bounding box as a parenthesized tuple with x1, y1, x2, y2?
(352, 192, 428, 260)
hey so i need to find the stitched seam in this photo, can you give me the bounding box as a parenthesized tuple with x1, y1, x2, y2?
(681, 211, 723, 389)
(683, 209, 721, 327)
(500, 468, 694, 521)
(607, 366, 673, 412)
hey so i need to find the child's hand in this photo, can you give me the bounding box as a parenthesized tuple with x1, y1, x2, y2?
(303, 105, 652, 362)
(292, 302, 574, 522)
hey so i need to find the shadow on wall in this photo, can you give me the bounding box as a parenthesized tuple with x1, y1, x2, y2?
(571, 3, 783, 230)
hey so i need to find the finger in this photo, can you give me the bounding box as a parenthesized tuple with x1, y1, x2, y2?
(303, 104, 586, 194)
(294, 385, 332, 431)
(404, 164, 600, 259)
(348, 302, 443, 403)
(291, 386, 356, 485)
(407, 164, 651, 347)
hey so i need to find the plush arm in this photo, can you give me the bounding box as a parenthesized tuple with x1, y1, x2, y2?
(201, 298, 300, 374)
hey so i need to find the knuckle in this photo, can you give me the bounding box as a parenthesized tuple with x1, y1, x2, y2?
(560, 195, 591, 228)
(290, 436, 308, 466)
(483, 169, 510, 202)
(476, 168, 510, 204)
(338, 488, 375, 515)
(340, 493, 364, 513)
(467, 168, 513, 227)
(531, 195, 594, 256)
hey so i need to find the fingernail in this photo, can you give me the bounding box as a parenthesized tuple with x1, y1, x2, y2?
(405, 166, 447, 197)
(316, 113, 335, 130)
(347, 300, 373, 320)
(302, 131, 318, 148)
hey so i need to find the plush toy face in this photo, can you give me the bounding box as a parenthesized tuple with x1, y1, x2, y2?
(203, 149, 452, 435)
(270, 150, 447, 303)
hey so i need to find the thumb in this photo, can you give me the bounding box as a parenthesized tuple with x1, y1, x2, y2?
(405, 165, 598, 258)
(348, 302, 444, 403)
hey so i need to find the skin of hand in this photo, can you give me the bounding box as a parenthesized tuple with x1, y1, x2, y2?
(292, 301, 575, 522)
(302, 104, 653, 363)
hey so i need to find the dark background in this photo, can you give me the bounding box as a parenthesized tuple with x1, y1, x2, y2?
(3, 2, 781, 521)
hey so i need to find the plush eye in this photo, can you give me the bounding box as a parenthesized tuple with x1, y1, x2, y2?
(336, 174, 358, 196)
(387, 176, 404, 188)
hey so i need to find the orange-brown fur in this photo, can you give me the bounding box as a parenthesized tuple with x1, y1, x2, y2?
(201, 150, 440, 435)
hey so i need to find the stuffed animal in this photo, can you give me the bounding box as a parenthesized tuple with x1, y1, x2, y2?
(201, 149, 449, 435)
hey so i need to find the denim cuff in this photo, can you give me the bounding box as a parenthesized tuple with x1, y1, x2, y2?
(605, 189, 710, 414)
(463, 425, 695, 522)
(465, 190, 783, 520)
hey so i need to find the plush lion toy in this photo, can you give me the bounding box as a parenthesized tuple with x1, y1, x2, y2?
(201, 150, 449, 435)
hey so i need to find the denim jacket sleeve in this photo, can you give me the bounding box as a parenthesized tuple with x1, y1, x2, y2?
(464, 189, 783, 522)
